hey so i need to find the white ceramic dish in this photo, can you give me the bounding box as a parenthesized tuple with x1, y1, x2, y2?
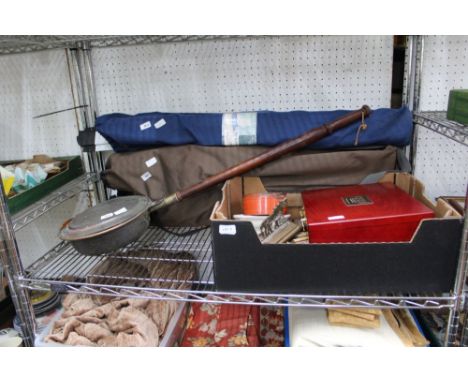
(0, 336, 23, 347)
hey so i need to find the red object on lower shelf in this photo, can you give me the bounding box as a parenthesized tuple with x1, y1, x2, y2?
(180, 303, 260, 347)
(302, 182, 435, 243)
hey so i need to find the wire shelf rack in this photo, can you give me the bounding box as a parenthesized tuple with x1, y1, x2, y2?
(20, 226, 456, 309)
(414, 112, 468, 147)
(0, 35, 107, 54)
(12, 173, 98, 231)
(0, 35, 252, 55)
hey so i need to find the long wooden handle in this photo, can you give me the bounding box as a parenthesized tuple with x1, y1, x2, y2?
(175, 105, 371, 201)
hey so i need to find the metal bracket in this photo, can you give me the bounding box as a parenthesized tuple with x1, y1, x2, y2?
(396, 148, 412, 173)
(77, 128, 96, 152)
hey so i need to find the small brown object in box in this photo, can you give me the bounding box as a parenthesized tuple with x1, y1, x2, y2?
(327, 309, 381, 329)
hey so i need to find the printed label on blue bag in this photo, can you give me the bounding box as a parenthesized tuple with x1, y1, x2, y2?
(140, 121, 151, 131)
(222, 112, 257, 146)
(154, 119, 166, 129)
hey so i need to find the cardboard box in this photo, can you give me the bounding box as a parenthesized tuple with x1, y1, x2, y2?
(4, 156, 83, 215)
(210, 172, 463, 294)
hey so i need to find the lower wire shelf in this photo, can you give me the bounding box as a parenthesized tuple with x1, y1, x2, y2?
(20, 226, 456, 309)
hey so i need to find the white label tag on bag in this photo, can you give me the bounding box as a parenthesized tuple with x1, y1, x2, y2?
(140, 121, 152, 130)
(100, 213, 114, 220)
(219, 224, 237, 235)
(141, 171, 152, 182)
(154, 118, 166, 129)
(145, 157, 158, 168)
(114, 207, 128, 216)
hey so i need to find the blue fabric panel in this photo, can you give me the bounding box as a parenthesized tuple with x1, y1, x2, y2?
(96, 107, 413, 152)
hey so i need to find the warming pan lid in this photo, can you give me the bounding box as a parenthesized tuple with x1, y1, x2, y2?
(60, 195, 151, 241)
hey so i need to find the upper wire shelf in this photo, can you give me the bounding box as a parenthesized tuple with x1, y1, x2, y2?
(12, 173, 98, 231)
(414, 111, 468, 147)
(20, 226, 456, 310)
(0, 35, 253, 55)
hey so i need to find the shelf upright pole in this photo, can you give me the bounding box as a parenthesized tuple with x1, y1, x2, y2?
(452, 186, 468, 346)
(81, 42, 108, 200)
(405, 35, 466, 346)
(70, 41, 106, 203)
(403, 36, 416, 111)
(407, 35, 424, 174)
(0, 175, 36, 346)
(444, 184, 468, 346)
(67, 46, 98, 204)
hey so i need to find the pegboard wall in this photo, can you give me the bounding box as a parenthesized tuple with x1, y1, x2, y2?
(91, 35, 394, 115)
(414, 125, 468, 201)
(0, 49, 81, 161)
(15, 196, 79, 269)
(419, 36, 468, 111)
(413, 36, 468, 200)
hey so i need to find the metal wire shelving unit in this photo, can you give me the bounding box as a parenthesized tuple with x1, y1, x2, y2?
(408, 36, 468, 346)
(0, 172, 100, 345)
(0, 35, 250, 55)
(12, 173, 98, 231)
(19, 226, 458, 310)
(0, 35, 467, 347)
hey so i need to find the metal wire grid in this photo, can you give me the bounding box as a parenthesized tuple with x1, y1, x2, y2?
(25, 226, 213, 285)
(414, 112, 468, 147)
(89, 35, 251, 48)
(12, 173, 98, 231)
(0, 35, 250, 55)
(0, 35, 106, 53)
(19, 226, 456, 310)
(0, 35, 91, 54)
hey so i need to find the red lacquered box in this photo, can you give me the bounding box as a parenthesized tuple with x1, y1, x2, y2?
(302, 183, 435, 243)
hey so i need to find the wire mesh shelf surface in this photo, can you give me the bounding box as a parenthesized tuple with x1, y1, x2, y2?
(0, 35, 250, 54)
(20, 226, 457, 309)
(414, 111, 468, 147)
(12, 173, 98, 231)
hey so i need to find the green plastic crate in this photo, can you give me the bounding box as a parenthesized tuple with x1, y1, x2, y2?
(447, 89, 468, 125)
(4, 156, 83, 215)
